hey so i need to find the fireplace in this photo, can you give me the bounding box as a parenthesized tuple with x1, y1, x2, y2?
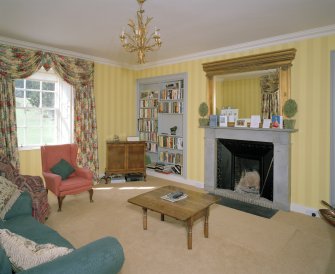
(204, 127, 296, 211)
(217, 139, 274, 202)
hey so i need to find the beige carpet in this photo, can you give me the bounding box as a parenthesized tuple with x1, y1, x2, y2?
(45, 176, 335, 274)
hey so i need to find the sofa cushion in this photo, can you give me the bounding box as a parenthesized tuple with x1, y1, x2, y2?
(50, 159, 75, 180)
(4, 191, 32, 220)
(0, 246, 12, 274)
(3, 215, 73, 249)
(0, 176, 21, 219)
(0, 229, 73, 272)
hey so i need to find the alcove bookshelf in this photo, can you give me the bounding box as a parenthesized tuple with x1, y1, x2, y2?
(136, 73, 187, 178)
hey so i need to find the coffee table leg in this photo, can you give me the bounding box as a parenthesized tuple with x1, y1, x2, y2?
(187, 219, 193, 249)
(161, 213, 165, 221)
(204, 207, 209, 238)
(142, 207, 147, 230)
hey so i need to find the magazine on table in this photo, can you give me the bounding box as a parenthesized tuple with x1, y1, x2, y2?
(161, 191, 188, 202)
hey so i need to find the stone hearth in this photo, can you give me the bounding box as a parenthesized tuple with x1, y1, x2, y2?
(204, 127, 296, 211)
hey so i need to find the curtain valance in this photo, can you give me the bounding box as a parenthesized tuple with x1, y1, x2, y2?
(0, 44, 98, 181)
(0, 44, 93, 88)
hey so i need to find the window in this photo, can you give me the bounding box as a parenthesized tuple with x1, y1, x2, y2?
(15, 68, 74, 148)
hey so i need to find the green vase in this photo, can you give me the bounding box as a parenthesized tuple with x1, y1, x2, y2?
(199, 118, 209, 127)
(283, 119, 296, 129)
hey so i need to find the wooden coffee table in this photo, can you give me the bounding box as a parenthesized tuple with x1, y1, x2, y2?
(128, 185, 220, 249)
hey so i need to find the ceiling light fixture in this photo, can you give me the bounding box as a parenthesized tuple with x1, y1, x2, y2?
(119, 0, 162, 64)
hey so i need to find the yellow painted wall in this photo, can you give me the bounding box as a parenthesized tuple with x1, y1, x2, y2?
(216, 77, 261, 117)
(19, 34, 335, 209)
(94, 64, 136, 172)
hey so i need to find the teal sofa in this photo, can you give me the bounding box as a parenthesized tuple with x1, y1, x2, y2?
(0, 192, 125, 274)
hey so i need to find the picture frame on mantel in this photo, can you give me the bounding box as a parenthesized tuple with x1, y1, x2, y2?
(219, 115, 228, 127)
(235, 119, 247, 127)
(262, 119, 271, 129)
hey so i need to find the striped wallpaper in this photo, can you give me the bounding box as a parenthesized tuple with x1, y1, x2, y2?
(19, 34, 335, 209)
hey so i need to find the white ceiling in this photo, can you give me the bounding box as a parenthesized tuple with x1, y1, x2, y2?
(1, 0, 335, 67)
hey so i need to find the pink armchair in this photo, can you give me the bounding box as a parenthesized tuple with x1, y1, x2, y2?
(41, 144, 93, 211)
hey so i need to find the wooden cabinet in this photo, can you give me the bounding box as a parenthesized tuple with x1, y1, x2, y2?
(104, 141, 146, 181)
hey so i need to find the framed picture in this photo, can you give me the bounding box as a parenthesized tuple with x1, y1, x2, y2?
(235, 119, 247, 127)
(271, 115, 283, 129)
(219, 115, 228, 127)
(250, 115, 261, 128)
(262, 119, 271, 128)
(209, 115, 218, 127)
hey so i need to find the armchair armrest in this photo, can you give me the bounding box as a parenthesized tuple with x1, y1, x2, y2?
(42, 172, 62, 195)
(23, 237, 125, 274)
(75, 167, 93, 180)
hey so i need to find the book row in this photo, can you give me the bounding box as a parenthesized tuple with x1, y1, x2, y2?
(138, 119, 158, 132)
(146, 142, 158, 153)
(139, 98, 158, 108)
(158, 101, 184, 114)
(160, 88, 184, 100)
(139, 108, 158, 119)
(159, 151, 183, 165)
(158, 135, 183, 150)
(139, 132, 158, 142)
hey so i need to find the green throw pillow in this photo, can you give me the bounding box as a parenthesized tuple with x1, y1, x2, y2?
(50, 159, 75, 180)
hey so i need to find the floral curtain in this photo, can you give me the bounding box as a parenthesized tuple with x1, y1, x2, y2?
(260, 71, 279, 119)
(0, 44, 99, 180)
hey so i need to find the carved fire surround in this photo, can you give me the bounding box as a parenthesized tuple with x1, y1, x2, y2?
(204, 127, 297, 211)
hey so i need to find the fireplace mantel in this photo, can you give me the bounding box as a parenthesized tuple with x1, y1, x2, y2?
(204, 126, 297, 211)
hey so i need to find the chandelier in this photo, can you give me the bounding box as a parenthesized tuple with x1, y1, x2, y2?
(120, 0, 162, 64)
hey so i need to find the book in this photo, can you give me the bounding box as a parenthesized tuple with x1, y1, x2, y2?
(161, 192, 188, 202)
(110, 174, 126, 183)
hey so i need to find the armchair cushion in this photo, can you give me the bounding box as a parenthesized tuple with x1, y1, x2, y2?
(50, 159, 75, 180)
(0, 176, 21, 220)
(0, 229, 73, 272)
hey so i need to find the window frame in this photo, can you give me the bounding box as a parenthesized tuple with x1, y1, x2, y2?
(15, 68, 74, 150)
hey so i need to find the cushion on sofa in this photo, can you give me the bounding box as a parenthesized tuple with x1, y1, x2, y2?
(0, 229, 73, 272)
(0, 176, 21, 219)
(0, 246, 12, 274)
(50, 159, 75, 180)
(4, 191, 32, 220)
(3, 215, 73, 249)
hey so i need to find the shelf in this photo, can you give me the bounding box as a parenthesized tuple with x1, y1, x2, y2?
(137, 74, 187, 178)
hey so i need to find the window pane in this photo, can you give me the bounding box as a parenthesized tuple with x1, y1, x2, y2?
(15, 89, 24, 107)
(17, 127, 25, 146)
(42, 110, 56, 126)
(42, 127, 57, 144)
(26, 127, 41, 145)
(42, 82, 55, 91)
(42, 92, 55, 107)
(26, 109, 41, 126)
(26, 90, 40, 108)
(26, 80, 40, 90)
(15, 79, 24, 88)
(16, 109, 25, 127)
